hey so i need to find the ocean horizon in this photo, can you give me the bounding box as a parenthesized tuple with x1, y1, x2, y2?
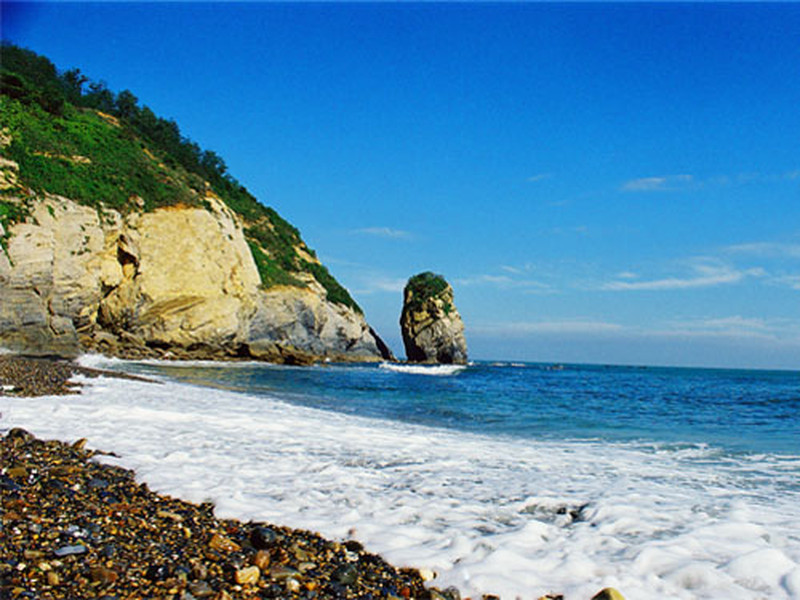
(3, 355, 799, 599)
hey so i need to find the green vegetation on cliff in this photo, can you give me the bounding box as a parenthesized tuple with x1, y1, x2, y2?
(403, 272, 452, 315)
(0, 43, 361, 313)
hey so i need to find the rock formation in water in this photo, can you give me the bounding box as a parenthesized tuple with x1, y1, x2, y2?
(399, 272, 467, 364)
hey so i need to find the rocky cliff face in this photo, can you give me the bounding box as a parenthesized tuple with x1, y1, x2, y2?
(0, 193, 390, 363)
(400, 272, 467, 364)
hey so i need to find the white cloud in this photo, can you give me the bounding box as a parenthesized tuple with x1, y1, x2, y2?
(526, 173, 552, 183)
(352, 276, 408, 294)
(621, 174, 693, 192)
(352, 227, 412, 240)
(622, 169, 800, 193)
(616, 271, 638, 280)
(723, 242, 800, 259)
(455, 273, 551, 292)
(773, 275, 800, 290)
(602, 261, 763, 291)
(472, 319, 624, 337)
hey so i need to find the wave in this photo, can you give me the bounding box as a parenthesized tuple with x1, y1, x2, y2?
(379, 362, 467, 376)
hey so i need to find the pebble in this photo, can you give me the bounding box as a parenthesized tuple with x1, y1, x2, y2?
(53, 544, 87, 557)
(234, 565, 259, 585)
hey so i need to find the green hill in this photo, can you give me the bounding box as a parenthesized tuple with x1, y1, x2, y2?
(0, 42, 360, 313)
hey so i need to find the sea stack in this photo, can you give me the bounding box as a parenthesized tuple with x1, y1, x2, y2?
(400, 272, 467, 364)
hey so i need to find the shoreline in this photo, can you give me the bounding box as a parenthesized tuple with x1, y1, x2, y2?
(1, 354, 625, 600)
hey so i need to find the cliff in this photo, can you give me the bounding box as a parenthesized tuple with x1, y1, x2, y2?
(0, 44, 390, 363)
(400, 272, 467, 364)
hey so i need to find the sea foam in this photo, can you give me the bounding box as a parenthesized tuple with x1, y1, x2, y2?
(378, 362, 467, 376)
(3, 369, 799, 600)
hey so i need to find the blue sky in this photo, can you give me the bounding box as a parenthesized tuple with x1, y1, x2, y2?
(3, 2, 800, 368)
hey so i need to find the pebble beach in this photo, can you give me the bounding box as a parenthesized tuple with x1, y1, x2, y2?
(0, 355, 637, 600)
(0, 355, 458, 600)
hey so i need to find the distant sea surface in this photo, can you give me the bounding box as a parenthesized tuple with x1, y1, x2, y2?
(4, 358, 800, 599)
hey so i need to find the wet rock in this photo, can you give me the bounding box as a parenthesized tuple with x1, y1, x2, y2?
(334, 563, 359, 585)
(208, 533, 240, 553)
(249, 525, 281, 549)
(187, 580, 215, 597)
(234, 565, 259, 585)
(591, 589, 626, 600)
(90, 565, 119, 584)
(252, 549, 270, 570)
(53, 544, 87, 557)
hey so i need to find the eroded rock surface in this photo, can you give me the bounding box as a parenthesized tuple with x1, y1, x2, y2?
(400, 272, 467, 364)
(0, 193, 389, 363)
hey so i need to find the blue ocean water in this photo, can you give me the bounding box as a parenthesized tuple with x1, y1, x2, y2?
(123, 360, 800, 457)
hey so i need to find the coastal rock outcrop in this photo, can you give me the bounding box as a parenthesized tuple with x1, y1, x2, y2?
(400, 272, 467, 364)
(0, 193, 390, 363)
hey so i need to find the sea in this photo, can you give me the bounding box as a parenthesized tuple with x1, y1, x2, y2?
(3, 357, 800, 600)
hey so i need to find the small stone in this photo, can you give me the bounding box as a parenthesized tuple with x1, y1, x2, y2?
(591, 589, 626, 600)
(250, 525, 281, 549)
(187, 580, 214, 598)
(285, 578, 301, 593)
(71, 438, 88, 451)
(252, 550, 270, 570)
(443, 586, 462, 600)
(53, 544, 87, 557)
(208, 532, 240, 553)
(333, 563, 358, 585)
(23, 550, 43, 560)
(6, 466, 28, 479)
(7, 428, 33, 442)
(46, 571, 60, 586)
(234, 565, 259, 585)
(298, 561, 317, 573)
(90, 566, 118, 584)
(157, 510, 184, 522)
(418, 567, 436, 581)
(269, 566, 299, 581)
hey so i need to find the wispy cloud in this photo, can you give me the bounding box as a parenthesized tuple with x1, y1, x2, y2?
(601, 260, 764, 291)
(351, 275, 408, 295)
(622, 169, 800, 193)
(472, 319, 623, 337)
(658, 315, 800, 343)
(352, 227, 412, 240)
(621, 174, 694, 192)
(526, 173, 552, 183)
(455, 273, 552, 293)
(723, 242, 800, 259)
(774, 275, 800, 290)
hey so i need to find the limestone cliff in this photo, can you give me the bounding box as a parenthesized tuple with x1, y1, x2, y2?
(400, 272, 467, 364)
(0, 192, 389, 363)
(0, 45, 392, 363)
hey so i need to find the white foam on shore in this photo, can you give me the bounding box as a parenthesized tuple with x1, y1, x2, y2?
(3, 372, 800, 600)
(379, 362, 467, 376)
